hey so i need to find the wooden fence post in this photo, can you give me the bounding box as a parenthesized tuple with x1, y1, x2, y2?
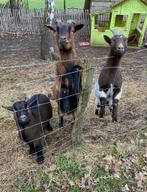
(72, 58, 95, 145)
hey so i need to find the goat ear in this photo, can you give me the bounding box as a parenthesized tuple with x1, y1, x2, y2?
(2, 105, 13, 111)
(104, 35, 111, 45)
(45, 24, 56, 32)
(74, 24, 84, 32)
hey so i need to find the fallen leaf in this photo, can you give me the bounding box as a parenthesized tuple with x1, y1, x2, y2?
(49, 164, 57, 172)
(114, 160, 122, 173)
(81, 174, 93, 189)
(103, 155, 115, 164)
(68, 180, 74, 187)
(121, 184, 130, 192)
(135, 172, 145, 182)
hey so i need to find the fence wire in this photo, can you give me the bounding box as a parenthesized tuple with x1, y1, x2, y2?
(0, 37, 147, 191)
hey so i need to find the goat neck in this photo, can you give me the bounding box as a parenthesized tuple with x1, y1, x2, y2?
(106, 49, 123, 68)
(59, 42, 79, 65)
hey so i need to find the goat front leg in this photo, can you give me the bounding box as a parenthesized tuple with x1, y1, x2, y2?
(58, 105, 64, 128)
(28, 142, 35, 155)
(95, 97, 100, 115)
(112, 99, 119, 122)
(59, 115, 64, 128)
(47, 121, 53, 132)
(35, 144, 44, 164)
(99, 97, 106, 118)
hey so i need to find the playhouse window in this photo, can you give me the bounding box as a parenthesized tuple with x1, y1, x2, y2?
(95, 13, 111, 29)
(115, 15, 127, 27)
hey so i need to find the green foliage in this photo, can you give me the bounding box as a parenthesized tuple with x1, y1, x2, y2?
(0, 0, 85, 9)
(14, 179, 40, 192)
(58, 155, 85, 180)
(91, 165, 125, 192)
(92, 166, 108, 178)
(105, 145, 125, 159)
(96, 176, 126, 192)
(69, 186, 81, 192)
(36, 170, 49, 183)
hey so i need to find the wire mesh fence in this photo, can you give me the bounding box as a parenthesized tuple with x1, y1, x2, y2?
(0, 31, 147, 191)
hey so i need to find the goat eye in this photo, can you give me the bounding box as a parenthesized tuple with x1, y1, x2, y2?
(13, 106, 17, 111)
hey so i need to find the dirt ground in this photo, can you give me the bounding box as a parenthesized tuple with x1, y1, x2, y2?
(0, 33, 147, 191)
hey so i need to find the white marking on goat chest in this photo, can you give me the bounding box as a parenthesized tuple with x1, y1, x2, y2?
(95, 81, 122, 108)
(115, 88, 122, 100)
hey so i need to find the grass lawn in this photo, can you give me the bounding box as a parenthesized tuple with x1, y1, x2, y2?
(0, 0, 7, 3)
(0, 0, 85, 9)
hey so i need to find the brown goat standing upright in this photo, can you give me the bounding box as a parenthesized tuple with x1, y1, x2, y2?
(45, 20, 84, 127)
(95, 31, 132, 122)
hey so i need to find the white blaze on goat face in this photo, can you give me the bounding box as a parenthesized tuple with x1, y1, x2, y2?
(119, 42, 124, 49)
(95, 81, 122, 109)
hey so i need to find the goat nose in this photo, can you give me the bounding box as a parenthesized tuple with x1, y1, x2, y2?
(19, 114, 27, 122)
(117, 44, 124, 51)
(60, 36, 67, 43)
(118, 46, 124, 50)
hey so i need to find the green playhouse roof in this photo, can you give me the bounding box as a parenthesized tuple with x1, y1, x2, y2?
(112, 0, 147, 8)
(91, 0, 147, 15)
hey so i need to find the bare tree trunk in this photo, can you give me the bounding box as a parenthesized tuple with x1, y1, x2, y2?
(40, 0, 56, 60)
(10, 0, 21, 22)
(84, 0, 91, 42)
(10, 0, 16, 16)
(64, 0, 66, 12)
(84, 0, 92, 12)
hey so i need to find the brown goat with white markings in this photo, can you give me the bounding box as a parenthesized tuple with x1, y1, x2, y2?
(95, 31, 133, 122)
(46, 20, 83, 127)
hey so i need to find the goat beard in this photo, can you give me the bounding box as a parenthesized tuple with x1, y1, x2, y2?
(113, 50, 125, 57)
(18, 119, 30, 127)
(59, 44, 72, 52)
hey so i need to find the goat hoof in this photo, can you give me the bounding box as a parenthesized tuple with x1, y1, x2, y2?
(59, 124, 63, 128)
(99, 114, 104, 118)
(37, 156, 45, 164)
(109, 108, 112, 112)
(95, 109, 99, 115)
(29, 148, 35, 155)
(47, 125, 53, 132)
(112, 118, 117, 122)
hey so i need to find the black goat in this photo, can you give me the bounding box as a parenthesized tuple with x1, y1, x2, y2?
(53, 64, 82, 128)
(3, 94, 53, 164)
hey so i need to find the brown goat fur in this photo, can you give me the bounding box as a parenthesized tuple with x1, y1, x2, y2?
(46, 20, 83, 127)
